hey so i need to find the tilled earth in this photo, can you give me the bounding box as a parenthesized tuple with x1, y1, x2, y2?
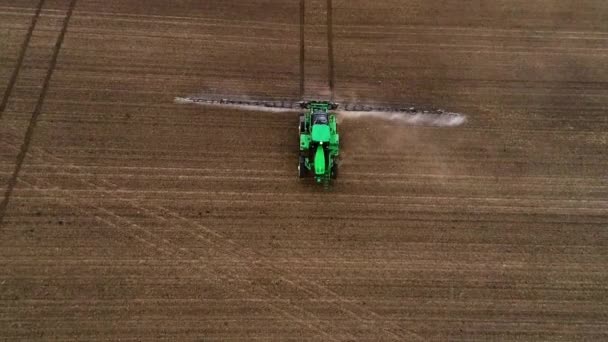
(1, 0, 607, 341)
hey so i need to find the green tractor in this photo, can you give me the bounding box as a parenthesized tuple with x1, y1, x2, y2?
(298, 101, 340, 184)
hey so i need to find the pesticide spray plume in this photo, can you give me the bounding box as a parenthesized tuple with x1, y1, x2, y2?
(176, 95, 467, 127)
(337, 110, 467, 127)
(175, 96, 300, 113)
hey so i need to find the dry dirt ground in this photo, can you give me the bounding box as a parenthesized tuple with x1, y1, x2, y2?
(1, 0, 607, 341)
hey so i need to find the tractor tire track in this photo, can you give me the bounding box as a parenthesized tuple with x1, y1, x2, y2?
(0, 0, 77, 226)
(0, 0, 45, 119)
(326, 0, 335, 100)
(299, 0, 305, 98)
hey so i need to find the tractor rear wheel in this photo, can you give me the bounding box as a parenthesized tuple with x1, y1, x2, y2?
(298, 156, 307, 178)
(330, 162, 338, 179)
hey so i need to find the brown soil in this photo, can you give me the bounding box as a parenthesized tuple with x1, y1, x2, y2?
(1, 0, 607, 340)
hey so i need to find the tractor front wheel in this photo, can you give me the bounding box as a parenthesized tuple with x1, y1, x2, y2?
(299, 115, 305, 134)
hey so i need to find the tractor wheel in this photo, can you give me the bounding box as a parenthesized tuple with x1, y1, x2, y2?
(299, 115, 305, 134)
(298, 156, 307, 178)
(330, 162, 338, 179)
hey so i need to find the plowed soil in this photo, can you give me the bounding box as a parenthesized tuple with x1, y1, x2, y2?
(1, 1, 607, 341)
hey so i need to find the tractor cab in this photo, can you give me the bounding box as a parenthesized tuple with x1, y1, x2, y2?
(311, 111, 331, 143)
(312, 111, 328, 124)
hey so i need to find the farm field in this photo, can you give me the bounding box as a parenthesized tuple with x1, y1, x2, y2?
(1, 0, 607, 340)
